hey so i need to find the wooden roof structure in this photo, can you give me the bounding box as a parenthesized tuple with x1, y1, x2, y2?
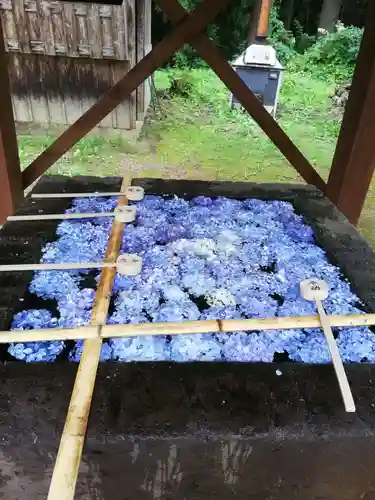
(0, 0, 374, 226)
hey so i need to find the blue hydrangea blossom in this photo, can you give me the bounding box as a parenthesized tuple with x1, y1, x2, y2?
(8, 195, 375, 363)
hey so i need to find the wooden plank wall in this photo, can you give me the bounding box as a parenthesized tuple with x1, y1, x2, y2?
(0, 0, 137, 130)
(8, 53, 132, 128)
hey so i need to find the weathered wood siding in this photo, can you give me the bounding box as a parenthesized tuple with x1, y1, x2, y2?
(0, 0, 146, 130)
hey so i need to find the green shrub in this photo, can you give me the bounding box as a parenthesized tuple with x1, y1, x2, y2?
(292, 20, 317, 53)
(268, 7, 296, 64)
(302, 24, 363, 81)
(153, 1, 299, 68)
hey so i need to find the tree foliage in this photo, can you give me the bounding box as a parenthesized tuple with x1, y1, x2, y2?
(152, 0, 365, 76)
(152, 0, 254, 67)
(301, 24, 363, 80)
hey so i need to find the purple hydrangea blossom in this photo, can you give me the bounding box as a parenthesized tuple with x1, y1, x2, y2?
(57, 288, 96, 328)
(110, 335, 168, 361)
(201, 306, 243, 343)
(8, 341, 64, 362)
(222, 332, 276, 362)
(67, 196, 119, 214)
(292, 329, 332, 364)
(30, 270, 81, 300)
(12, 309, 57, 330)
(10, 309, 63, 362)
(192, 196, 213, 207)
(169, 334, 222, 361)
(9, 194, 375, 364)
(180, 272, 216, 297)
(337, 327, 375, 362)
(151, 300, 200, 322)
(69, 340, 113, 362)
(277, 298, 317, 317)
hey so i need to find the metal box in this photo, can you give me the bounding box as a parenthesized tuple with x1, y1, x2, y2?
(230, 44, 284, 117)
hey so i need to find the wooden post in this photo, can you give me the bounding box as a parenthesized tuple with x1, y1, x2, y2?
(0, 20, 23, 223)
(326, 2, 375, 225)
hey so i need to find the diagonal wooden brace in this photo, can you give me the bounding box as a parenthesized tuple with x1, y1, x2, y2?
(155, 0, 325, 191)
(21, 0, 233, 189)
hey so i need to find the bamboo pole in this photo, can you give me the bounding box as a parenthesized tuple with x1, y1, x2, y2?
(46, 176, 130, 500)
(316, 299, 356, 412)
(102, 313, 375, 337)
(3, 314, 375, 344)
(0, 262, 115, 272)
(8, 212, 117, 221)
(2, 326, 100, 343)
(299, 278, 356, 413)
(31, 192, 121, 199)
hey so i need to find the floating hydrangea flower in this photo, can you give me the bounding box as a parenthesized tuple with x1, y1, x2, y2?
(121, 226, 157, 254)
(8, 341, 64, 362)
(210, 259, 244, 286)
(136, 266, 180, 292)
(111, 290, 160, 320)
(236, 295, 278, 318)
(164, 197, 189, 214)
(155, 224, 189, 244)
(10, 309, 63, 362)
(180, 272, 216, 296)
(44, 221, 110, 264)
(179, 255, 206, 274)
(138, 195, 165, 210)
(275, 329, 307, 360)
(9, 193, 374, 364)
(57, 288, 96, 328)
(284, 220, 315, 243)
(67, 196, 118, 214)
(201, 306, 243, 343)
(169, 334, 222, 361)
(110, 336, 168, 361)
(69, 340, 113, 362)
(12, 309, 57, 330)
(162, 285, 188, 303)
(30, 270, 81, 300)
(152, 300, 200, 322)
(111, 274, 136, 294)
(192, 196, 213, 207)
(337, 327, 375, 363)
(277, 298, 316, 317)
(221, 332, 276, 362)
(206, 289, 236, 307)
(293, 329, 331, 363)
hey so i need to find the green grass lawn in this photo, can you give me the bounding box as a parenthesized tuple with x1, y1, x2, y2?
(18, 134, 137, 178)
(17, 66, 375, 246)
(145, 67, 339, 183)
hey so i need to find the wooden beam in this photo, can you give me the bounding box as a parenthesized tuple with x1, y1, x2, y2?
(21, 0, 233, 189)
(0, 20, 23, 222)
(326, 2, 375, 225)
(156, 0, 326, 191)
